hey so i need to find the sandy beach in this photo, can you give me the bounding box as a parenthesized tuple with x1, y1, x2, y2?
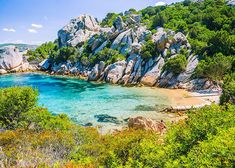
(159, 88, 221, 108)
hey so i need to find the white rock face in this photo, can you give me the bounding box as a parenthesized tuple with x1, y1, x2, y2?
(105, 60, 127, 84)
(140, 57, 165, 86)
(88, 61, 105, 81)
(0, 46, 23, 70)
(58, 15, 100, 47)
(177, 55, 199, 83)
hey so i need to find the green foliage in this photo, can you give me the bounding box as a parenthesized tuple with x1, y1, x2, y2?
(140, 40, 156, 60)
(90, 48, 125, 66)
(220, 73, 235, 105)
(1, 87, 235, 167)
(195, 53, 233, 81)
(52, 46, 80, 64)
(207, 30, 235, 56)
(163, 54, 187, 74)
(139, 0, 235, 57)
(0, 87, 38, 129)
(0, 87, 74, 130)
(101, 13, 119, 27)
(27, 42, 57, 62)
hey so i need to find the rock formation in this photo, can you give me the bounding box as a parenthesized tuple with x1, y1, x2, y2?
(0, 46, 35, 74)
(38, 13, 215, 90)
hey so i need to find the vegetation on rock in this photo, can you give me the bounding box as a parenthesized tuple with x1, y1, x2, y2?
(163, 54, 187, 75)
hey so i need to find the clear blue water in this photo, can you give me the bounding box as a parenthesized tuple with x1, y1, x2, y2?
(0, 73, 170, 128)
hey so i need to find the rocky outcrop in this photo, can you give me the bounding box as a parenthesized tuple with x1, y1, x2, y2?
(128, 116, 166, 134)
(39, 59, 50, 70)
(105, 60, 127, 84)
(88, 61, 105, 81)
(0, 46, 35, 74)
(58, 15, 100, 47)
(140, 57, 164, 86)
(113, 16, 126, 32)
(42, 13, 214, 90)
(0, 46, 23, 70)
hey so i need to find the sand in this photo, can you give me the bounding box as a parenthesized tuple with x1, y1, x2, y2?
(158, 88, 221, 107)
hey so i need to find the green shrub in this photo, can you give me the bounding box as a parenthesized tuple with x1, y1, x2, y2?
(91, 48, 125, 66)
(53, 46, 79, 64)
(140, 40, 156, 60)
(0, 87, 38, 129)
(195, 53, 233, 81)
(163, 54, 187, 74)
(220, 73, 235, 105)
(27, 42, 58, 62)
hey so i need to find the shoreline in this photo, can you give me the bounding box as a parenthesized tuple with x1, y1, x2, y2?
(1, 71, 221, 109)
(0, 71, 221, 134)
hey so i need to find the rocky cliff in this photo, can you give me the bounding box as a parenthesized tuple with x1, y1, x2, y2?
(40, 13, 217, 90)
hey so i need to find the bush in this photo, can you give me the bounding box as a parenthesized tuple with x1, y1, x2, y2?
(53, 46, 79, 64)
(140, 40, 156, 60)
(195, 53, 233, 81)
(1, 87, 235, 167)
(91, 48, 125, 66)
(0, 87, 74, 130)
(220, 73, 235, 105)
(0, 87, 38, 129)
(27, 42, 58, 62)
(163, 54, 187, 74)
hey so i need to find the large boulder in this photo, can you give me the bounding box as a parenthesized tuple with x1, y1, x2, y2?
(128, 116, 166, 134)
(58, 14, 100, 47)
(140, 57, 165, 86)
(126, 14, 141, 25)
(0, 46, 23, 70)
(110, 29, 131, 50)
(88, 61, 105, 81)
(121, 54, 139, 84)
(105, 60, 127, 84)
(152, 28, 168, 51)
(0, 69, 7, 74)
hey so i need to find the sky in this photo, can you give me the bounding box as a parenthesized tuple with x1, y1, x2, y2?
(0, 0, 182, 45)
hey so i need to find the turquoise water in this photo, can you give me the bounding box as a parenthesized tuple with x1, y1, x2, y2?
(0, 73, 170, 128)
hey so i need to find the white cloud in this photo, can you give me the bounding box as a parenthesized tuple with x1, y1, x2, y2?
(2, 28, 16, 32)
(28, 29, 38, 33)
(31, 23, 43, 28)
(155, 1, 166, 6)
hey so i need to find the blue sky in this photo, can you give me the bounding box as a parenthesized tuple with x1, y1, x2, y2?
(0, 0, 182, 45)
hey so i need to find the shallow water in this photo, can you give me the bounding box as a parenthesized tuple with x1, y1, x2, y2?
(0, 73, 171, 128)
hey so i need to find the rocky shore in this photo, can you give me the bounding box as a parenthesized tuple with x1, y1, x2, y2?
(1, 12, 222, 92)
(38, 14, 220, 91)
(0, 13, 223, 134)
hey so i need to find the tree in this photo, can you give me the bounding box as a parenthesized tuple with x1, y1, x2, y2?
(195, 53, 233, 81)
(28, 42, 58, 62)
(207, 31, 235, 56)
(0, 87, 38, 129)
